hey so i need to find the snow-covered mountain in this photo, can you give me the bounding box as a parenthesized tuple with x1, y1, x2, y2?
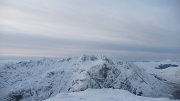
(0, 55, 177, 101)
(134, 60, 180, 87)
(44, 88, 173, 101)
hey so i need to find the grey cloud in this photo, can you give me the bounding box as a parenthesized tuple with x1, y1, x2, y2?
(0, 0, 180, 59)
(1, 33, 179, 54)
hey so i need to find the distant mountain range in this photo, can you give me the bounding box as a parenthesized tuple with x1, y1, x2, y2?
(0, 55, 179, 101)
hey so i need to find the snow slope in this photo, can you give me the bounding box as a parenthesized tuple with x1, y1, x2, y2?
(0, 55, 177, 101)
(134, 60, 180, 86)
(44, 88, 175, 101)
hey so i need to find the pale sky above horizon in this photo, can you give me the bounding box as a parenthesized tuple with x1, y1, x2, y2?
(0, 0, 180, 60)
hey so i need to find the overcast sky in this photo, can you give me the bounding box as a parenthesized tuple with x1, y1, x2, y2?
(0, 0, 180, 60)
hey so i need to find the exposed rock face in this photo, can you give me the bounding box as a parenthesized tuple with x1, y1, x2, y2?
(169, 90, 180, 99)
(0, 55, 174, 101)
(155, 64, 178, 69)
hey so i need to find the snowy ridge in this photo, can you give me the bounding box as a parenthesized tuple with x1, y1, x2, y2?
(44, 88, 173, 101)
(134, 60, 180, 86)
(0, 55, 175, 101)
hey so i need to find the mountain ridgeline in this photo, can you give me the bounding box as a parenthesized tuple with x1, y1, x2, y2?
(0, 55, 175, 101)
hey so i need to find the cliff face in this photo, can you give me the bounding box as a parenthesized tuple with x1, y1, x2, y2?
(0, 55, 174, 101)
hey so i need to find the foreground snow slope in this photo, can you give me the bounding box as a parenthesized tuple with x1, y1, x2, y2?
(44, 88, 176, 101)
(0, 55, 177, 101)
